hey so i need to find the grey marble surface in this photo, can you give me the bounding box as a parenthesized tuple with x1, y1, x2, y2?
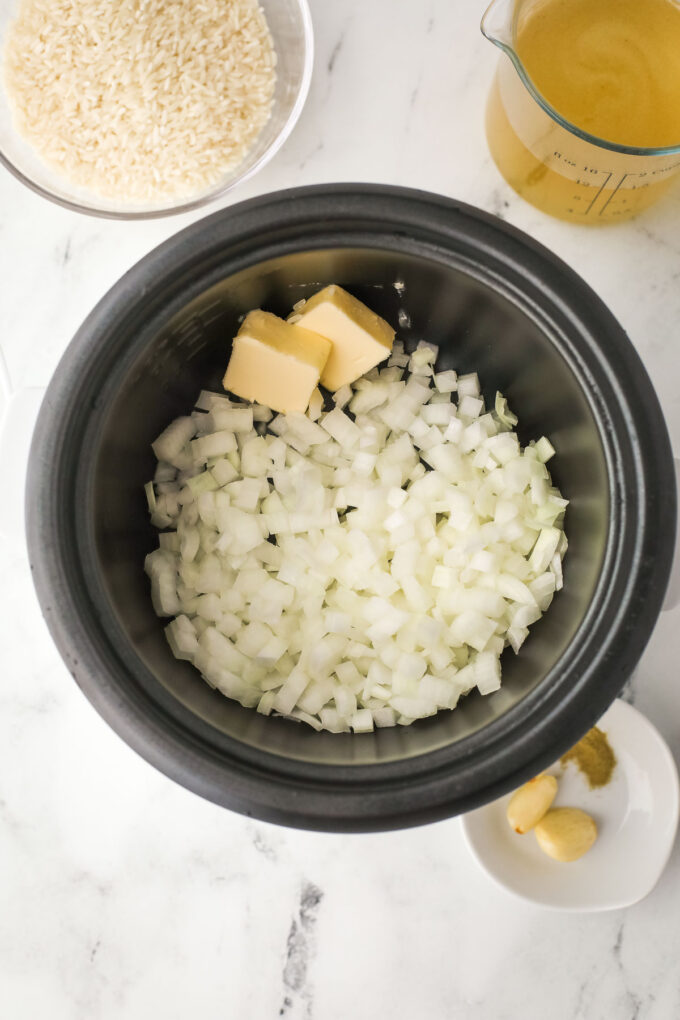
(1, 2, 680, 1017)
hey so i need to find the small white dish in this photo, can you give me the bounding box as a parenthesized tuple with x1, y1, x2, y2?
(461, 699, 679, 911)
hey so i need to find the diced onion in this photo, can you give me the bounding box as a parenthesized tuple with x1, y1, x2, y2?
(145, 343, 567, 732)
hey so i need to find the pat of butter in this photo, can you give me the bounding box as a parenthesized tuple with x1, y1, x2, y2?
(223, 310, 331, 414)
(295, 285, 395, 391)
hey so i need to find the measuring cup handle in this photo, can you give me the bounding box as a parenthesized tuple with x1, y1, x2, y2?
(0, 353, 45, 544)
(662, 457, 680, 612)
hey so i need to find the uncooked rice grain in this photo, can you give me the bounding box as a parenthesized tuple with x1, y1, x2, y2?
(2, 0, 276, 203)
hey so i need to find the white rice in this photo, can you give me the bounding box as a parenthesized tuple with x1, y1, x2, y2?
(2, 0, 276, 203)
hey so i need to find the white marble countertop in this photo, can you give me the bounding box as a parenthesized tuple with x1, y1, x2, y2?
(2, 2, 680, 1017)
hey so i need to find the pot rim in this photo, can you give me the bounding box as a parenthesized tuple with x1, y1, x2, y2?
(26, 184, 676, 831)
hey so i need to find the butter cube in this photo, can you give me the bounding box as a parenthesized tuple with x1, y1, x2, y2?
(295, 285, 395, 391)
(223, 310, 331, 414)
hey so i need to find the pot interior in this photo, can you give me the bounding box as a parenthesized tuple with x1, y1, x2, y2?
(91, 247, 609, 766)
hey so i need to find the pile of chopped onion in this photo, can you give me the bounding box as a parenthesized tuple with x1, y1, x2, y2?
(145, 340, 567, 733)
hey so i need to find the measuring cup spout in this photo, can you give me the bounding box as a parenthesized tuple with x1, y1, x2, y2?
(481, 0, 515, 51)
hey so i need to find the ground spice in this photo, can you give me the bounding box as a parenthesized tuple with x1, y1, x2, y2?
(560, 726, 616, 789)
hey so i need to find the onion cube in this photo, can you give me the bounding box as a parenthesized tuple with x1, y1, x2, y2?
(241, 436, 271, 476)
(550, 553, 564, 591)
(535, 436, 556, 463)
(529, 527, 561, 574)
(164, 616, 198, 661)
(333, 385, 353, 409)
(373, 707, 397, 727)
(434, 370, 458, 393)
(273, 668, 310, 715)
(235, 621, 272, 657)
(475, 651, 501, 694)
(256, 635, 287, 666)
(496, 573, 538, 606)
(211, 407, 254, 433)
(443, 417, 464, 444)
(350, 709, 374, 732)
(298, 678, 335, 715)
(457, 373, 480, 398)
(308, 388, 324, 421)
(191, 430, 237, 463)
(194, 391, 232, 413)
(319, 707, 347, 733)
(460, 421, 485, 452)
(209, 459, 238, 488)
(422, 403, 455, 426)
(449, 611, 497, 652)
(387, 486, 408, 509)
(432, 565, 452, 589)
(395, 652, 427, 684)
(152, 416, 196, 465)
(458, 395, 484, 420)
(485, 433, 520, 465)
(320, 408, 361, 447)
(352, 452, 377, 476)
(257, 690, 277, 716)
(285, 413, 328, 445)
(507, 624, 529, 654)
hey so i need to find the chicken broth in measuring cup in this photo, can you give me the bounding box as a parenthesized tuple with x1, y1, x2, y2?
(482, 0, 680, 222)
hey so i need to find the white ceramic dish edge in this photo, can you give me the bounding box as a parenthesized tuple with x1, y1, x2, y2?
(461, 699, 680, 912)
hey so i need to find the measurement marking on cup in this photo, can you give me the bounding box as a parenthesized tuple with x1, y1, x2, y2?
(585, 172, 613, 215)
(599, 174, 629, 215)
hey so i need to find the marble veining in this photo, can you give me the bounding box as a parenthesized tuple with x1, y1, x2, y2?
(1, 0, 680, 1017)
(280, 882, 324, 1018)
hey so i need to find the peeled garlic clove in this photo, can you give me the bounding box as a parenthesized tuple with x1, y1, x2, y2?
(506, 773, 558, 834)
(534, 807, 597, 862)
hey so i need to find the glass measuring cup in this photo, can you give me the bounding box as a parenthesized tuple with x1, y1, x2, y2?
(481, 0, 680, 223)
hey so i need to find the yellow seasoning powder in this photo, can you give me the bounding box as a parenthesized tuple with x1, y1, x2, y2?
(560, 726, 617, 789)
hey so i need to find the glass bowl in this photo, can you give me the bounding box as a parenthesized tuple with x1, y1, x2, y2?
(0, 0, 313, 219)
